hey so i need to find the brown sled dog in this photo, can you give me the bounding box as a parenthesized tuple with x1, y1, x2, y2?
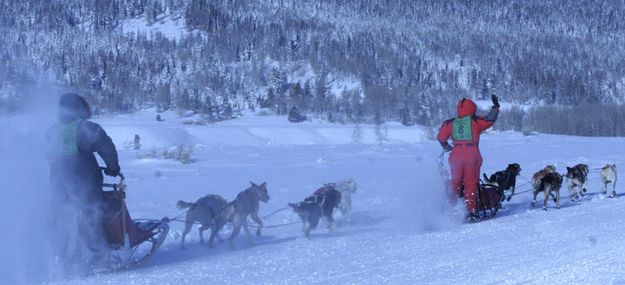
(209, 182, 270, 249)
(176, 194, 227, 248)
(532, 165, 556, 190)
(531, 167, 563, 211)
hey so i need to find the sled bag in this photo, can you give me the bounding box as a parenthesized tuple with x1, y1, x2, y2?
(477, 184, 502, 211)
(101, 191, 150, 247)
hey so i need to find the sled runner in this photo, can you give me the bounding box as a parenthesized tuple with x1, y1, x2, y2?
(91, 172, 169, 272)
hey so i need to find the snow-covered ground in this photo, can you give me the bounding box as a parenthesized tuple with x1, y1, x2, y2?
(2, 110, 624, 284)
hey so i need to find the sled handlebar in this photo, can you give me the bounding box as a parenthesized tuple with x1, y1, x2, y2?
(100, 167, 126, 191)
(99, 167, 125, 179)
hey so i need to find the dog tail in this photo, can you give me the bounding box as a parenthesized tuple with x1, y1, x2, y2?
(176, 200, 195, 209)
(221, 202, 236, 221)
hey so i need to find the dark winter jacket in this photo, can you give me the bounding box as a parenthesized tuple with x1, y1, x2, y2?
(47, 93, 120, 205)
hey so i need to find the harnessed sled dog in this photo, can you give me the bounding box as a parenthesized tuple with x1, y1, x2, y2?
(209, 182, 270, 249)
(482, 163, 522, 203)
(324, 179, 358, 222)
(531, 165, 563, 210)
(565, 164, 589, 202)
(176, 194, 227, 248)
(289, 185, 342, 239)
(600, 164, 618, 198)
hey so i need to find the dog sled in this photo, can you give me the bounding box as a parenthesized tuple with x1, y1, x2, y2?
(90, 172, 169, 272)
(437, 152, 503, 222)
(473, 181, 503, 220)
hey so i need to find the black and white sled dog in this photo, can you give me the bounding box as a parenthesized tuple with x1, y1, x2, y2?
(565, 163, 589, 202)
(324, 179, 358, 222)
(289, 185, 342, 239)
(531, 167, 563, 210)
(176, 194, 228, 248)
(600, 164, 618, 198)
(482, 163, 522, 202)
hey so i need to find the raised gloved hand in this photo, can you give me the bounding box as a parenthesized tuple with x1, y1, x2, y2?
(104, 166, 120, 177)
(491, 94, 500, 108)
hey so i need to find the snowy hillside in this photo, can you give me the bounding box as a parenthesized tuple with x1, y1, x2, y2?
(5, 0, 625, 137)
(121, 15, 187, 41)
(0, 112, 613, 284)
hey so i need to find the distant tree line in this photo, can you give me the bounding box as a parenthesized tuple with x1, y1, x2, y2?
(1, 0, 624, 136)
(490, 104, 625, 137)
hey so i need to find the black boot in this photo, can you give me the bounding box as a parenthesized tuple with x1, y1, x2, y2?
(465, 212, 480, 223)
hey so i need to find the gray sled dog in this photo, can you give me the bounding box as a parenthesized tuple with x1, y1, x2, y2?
(565, 163, 589, 202)
(600, 164, 618, 198)
(209, 182, 270, 249)
(176, 194, 227, 248)
(325, 179, 358, 222)
(532, 169, 563, 211)
(289, 186, 342, 239)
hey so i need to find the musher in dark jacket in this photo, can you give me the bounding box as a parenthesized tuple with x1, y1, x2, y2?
(47, 93, 120, 262)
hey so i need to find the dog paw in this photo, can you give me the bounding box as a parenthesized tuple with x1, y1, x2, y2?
(256, 229, 262, 236)
(542, 207, 547, 211)
(556, 205, 561, 209)
(506, 196, 512, 202)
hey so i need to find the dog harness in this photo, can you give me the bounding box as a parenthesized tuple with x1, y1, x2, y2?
(304, 187, 335, 216)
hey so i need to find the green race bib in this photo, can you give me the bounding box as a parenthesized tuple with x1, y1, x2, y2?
(452, 116, 473, 141)
(51, 119, 81, 155)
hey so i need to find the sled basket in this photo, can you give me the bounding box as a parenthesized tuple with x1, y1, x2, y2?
(101, 191, 153, 247)
(91, 173, 170, 273)
(476, 183, 503, 216)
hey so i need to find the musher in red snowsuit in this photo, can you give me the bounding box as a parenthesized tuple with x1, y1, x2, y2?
(437, 95, 500, 220)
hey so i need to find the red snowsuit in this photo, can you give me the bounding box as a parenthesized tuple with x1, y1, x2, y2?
(437, 99, 499, 213)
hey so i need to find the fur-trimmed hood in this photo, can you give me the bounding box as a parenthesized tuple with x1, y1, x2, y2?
(59, 93, 91, 123)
